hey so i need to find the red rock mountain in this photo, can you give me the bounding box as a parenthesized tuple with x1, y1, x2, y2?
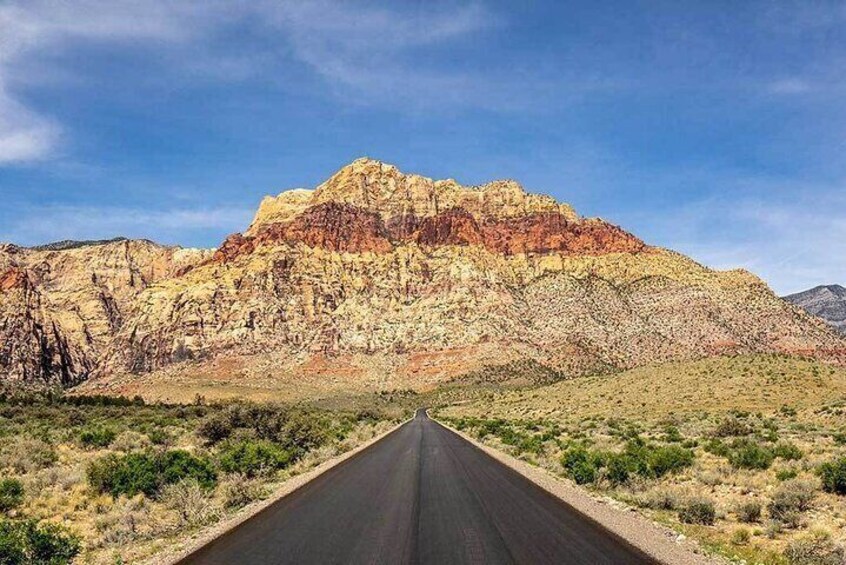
(1, 159, 843, 390)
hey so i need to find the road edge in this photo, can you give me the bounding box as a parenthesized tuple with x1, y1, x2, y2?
(432, 417, 725, 565)
(147, 415, 414, 565)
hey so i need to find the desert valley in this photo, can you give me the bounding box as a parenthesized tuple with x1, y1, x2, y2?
(1, 159, 845, 564)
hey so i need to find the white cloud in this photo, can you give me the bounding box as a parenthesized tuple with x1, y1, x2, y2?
(0, 205, 254, 247)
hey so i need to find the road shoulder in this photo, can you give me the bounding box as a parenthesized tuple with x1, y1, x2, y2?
(433, 418, 725, 565)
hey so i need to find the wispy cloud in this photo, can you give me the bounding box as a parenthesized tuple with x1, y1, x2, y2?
(0, 0, 223, 164)
(0, 205, 254, 247)
(0, 0, 506, 164)
(643, 188, 846, 295)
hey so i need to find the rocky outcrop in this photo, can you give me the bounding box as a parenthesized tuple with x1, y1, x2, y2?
(3, 158, 844, 388)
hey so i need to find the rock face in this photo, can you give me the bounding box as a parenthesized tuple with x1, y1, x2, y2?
(2, 158, 844, 388)
(785, 285, 846, 335)
(0, 240, 211, 385)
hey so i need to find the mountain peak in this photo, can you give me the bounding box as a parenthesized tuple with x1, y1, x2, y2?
(248, 159, 578, 233)
(784, 284, 846, 335)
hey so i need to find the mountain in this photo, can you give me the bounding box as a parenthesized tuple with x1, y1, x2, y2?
(784, 285, 846, 335)
(2, 158, 844, 390)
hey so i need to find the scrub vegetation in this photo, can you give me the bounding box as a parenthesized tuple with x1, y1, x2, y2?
(0, 389, 399, 564)
(439, 354, 846, 565)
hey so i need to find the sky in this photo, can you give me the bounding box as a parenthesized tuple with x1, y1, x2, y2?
(0, 0, 844, 295)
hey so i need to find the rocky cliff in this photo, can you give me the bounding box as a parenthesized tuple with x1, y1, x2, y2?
(0, 240, 211, 385)
(2, 158, 843, 388)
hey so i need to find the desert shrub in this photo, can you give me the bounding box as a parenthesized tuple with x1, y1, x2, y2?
(111, 430, 150, 452)
(773, 442, 803, 461)
(87, 450, 216, 498)
(661, 425, 683, 443)
(817, 457, 846, 495)
(79, 426, 116, 449)
(648, 445, 695, 477)
(278, 410, 330, 453)
(162, 479, 219, 527)
(0, 518, 80, 564)
(728, 439, 774, 470)
(784, 531, 845, 565)
(198, 412, 235, 445)
(0, 479, 24, 513)
(776, 468, 799, 482)
(560, 447, 599, 485)
(639, 488, 679, 510)
(217, 440, 293, 478)
(0, 438, 57, 474)
(220, 473, 264, 509)
(713, 417, 751, 437)
(736, 500, 762, 523)
(678, 498, 716, 525)
(703, 438, 731, 457)
(147, 428, 170, 446)
(731, 528, 751, 545)
(768, 479, 816, 526)
(94, 497, 150, 546)
(602, 453, 631, 486)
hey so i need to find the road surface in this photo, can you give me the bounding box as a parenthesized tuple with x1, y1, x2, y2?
(179, 410, 655, 565)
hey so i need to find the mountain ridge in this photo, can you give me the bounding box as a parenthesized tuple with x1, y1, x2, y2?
(2, 158, 844, 390)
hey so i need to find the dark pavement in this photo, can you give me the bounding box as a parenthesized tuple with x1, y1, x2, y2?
(179, 410, 655, 565)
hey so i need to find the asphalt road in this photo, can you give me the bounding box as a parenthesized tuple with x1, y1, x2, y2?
(179, 410, 655, 565)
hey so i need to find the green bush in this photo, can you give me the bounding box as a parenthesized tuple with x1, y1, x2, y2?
(728, 439, 775, 470)
(703, 438, 731, 457)
(648, 445, 695, 478)
(79, 426, 116, 449)
(776, 468, 799, 482)
(817, 457, 846, 495)
(661, 425, 683, 443)
(0, 479, 24, 512)
(0, 519, 80, 564)
(561, 447, 599, 485)
(678, 498, 716, 525)
(217, 440, 293, 478)
(603, 453, 631, 486)
(773, 442, 803, 461)
(87, 450, 216, 498)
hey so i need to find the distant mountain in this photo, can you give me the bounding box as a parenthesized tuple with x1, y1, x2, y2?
(2, 158, 844, 388)
(30, 237, 131, 251)
(784, 285, 846, 335)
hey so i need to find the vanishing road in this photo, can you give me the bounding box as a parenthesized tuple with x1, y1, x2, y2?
(180, 410, 654, 565)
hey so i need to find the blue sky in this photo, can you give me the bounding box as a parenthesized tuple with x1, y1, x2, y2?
(1, 0, 844, 294)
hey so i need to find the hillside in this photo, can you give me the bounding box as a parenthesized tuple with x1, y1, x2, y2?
(3, 158, 844, 390)
(785, 285, 846, 335)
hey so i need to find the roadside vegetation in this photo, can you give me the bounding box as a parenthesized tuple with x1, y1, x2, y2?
(438, 354, 846, 565)
(0, 388, 399, 564)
